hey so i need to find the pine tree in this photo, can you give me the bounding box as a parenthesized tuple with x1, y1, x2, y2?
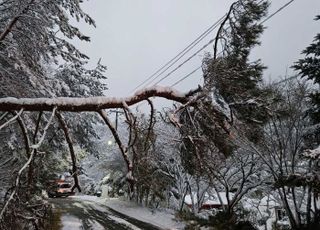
(292, 16, 320, 227)
(0, 0, 102, 98)
(293, 15, 320, 131)
(0, 1, 107, 227)
(203, 0, 270, 143)
(179, 0, 270, 176)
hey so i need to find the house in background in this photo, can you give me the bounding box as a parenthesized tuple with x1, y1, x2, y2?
(184, 192, 290, 230)
(184, 192, 234, 210)
(242, 195, 289, 230)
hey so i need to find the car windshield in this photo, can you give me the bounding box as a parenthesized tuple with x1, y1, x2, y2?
(59, 183, 71, 188)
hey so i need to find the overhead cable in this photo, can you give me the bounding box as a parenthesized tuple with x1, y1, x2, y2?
(154, 0, 297, 87)
(131, 14, 227, 92)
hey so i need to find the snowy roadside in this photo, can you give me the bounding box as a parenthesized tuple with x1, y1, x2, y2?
(73, 195, 185, 230)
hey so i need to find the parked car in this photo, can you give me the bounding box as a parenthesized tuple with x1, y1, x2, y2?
(95, 190, 102, 197)
(47, 182, 74, 198)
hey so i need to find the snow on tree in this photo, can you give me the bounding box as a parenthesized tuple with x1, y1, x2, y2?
(293, 15, 320, 128)
(0, 0, 109, 228)
(246, 79, 320, 229)
(302, 146, 320, 159)
(203, 0, 270, 143)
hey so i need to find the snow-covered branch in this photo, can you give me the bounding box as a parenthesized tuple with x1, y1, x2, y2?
(0, 107, 56, 221)
(15, 112, 31, 160)
(302, 146, 320, 160)
(0, 0, 35, 42)
(0, 109, 23, 130)
(0, 86, 197, 112)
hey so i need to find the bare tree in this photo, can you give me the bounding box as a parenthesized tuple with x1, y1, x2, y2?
(211, 148, 265, 215)
(243, 80, 319, 229)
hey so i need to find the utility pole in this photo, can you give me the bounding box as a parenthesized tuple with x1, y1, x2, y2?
(109, 109, 124, 130)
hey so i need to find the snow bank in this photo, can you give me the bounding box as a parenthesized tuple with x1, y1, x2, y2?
(105, 198, 185, 230)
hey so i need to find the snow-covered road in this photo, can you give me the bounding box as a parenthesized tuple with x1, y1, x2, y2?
(49, 196, 162, 230)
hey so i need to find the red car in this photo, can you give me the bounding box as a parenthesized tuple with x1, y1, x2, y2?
(47, 182, 74, 198)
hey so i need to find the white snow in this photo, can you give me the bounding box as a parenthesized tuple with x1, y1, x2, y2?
(184, 192, 234, 206)
(242, 195, 285, 230)
(108, 215, 142, 230)
(105, 198, 185, 230)
(74, 195, 185, 230)
(61, 215, 82, 230)
(87, 220, 105, 230)
(302, 145, 320, 159)
(0, 86, 188, 111)
(211, 93, 231, 118)
(133, 86, 185, 98)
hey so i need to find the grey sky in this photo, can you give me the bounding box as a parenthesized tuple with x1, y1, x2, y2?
(73, 0, 319, 103)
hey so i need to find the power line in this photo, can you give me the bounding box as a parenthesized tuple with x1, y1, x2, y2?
(152, 38, 215, 86)
(134, 0, 266, 90)
(170, 66, 202, 87)
(169, 65, 298, 91)
(154, 0, 296, 87)
(260, 0, 295, 24)
(131, 14, 227, 92)
(143, 17, 224, 87)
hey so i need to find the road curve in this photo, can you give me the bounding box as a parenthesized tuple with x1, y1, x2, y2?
(48, 196, 162, 230)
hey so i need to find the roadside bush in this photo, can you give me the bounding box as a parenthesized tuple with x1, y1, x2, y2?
(208, 211, 257, 230)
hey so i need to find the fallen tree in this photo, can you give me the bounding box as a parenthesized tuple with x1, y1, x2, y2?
(0, 86, 204, 199)
(0, 86, 200, 112)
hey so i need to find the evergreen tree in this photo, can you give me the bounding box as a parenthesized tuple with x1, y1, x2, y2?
(292, 16, 320, 228)
(0, 1, 107, 227)
(203, 0, 270, 143)
(179, 0, 270, 176)
(293, 15, 320, 145)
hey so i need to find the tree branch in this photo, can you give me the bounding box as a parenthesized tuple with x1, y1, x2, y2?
(0, 109, 23, 130)
(0, 107, 56, 221)
(55, 111, 81, 192)
(15, 112, 31, 158)
(0, 16, 20, 42)
(0, 86, 197, 112)
(0, 0, 35, 42)
(27, 111, 43, 196)
(98, 109, 135, 193)
(98, 109, 131, 171)
(122, 101, 137, 151)
(0, 112, 9, 122)
(144, 99, 154, 151)
(213, 2, 236, 60)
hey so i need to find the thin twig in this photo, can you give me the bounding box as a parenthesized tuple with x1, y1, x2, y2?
(0, 108, 23, 130)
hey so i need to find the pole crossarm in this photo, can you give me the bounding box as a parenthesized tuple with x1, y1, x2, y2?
(0, 86, 200, 112)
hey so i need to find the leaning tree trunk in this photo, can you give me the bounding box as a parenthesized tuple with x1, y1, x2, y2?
(56, 112, 81, 192)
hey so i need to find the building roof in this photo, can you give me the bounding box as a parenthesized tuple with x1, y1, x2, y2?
(184, 192, 234, 206)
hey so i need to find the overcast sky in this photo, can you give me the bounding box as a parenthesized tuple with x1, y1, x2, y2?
(73, 0, 320, 107)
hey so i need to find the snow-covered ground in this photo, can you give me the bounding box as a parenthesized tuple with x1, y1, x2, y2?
(51, 195, 145, 230)
(74, 195, 185, 230)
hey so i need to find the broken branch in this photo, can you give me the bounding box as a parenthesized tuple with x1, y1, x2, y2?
(0, 86, 196, 112)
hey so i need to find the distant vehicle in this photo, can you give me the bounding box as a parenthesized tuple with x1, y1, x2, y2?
(47, 181, 74, 198)
(95, 190, 102, 197)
